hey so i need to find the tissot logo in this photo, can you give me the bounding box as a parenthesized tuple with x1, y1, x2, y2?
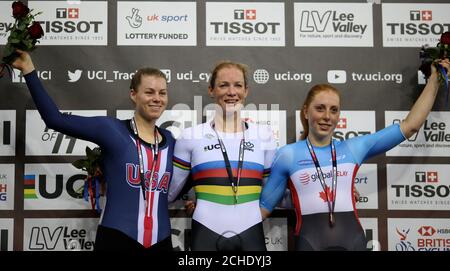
(391, 170, 449, 198)
(410, 10, 432, 21)
(206, 2, 284, 46)
(234, 9, 256, 20)
(29, 1, 107, 45)
(333, 115, 371, 141)
(336, 118, 347, 129)
(415, 171, 438, 183)
(382, 4, 450, 47)
(56, 8, 79, 19)
(210, 9, 279, 35)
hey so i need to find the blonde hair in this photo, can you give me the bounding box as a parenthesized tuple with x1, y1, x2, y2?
(209, 61, 249, 89)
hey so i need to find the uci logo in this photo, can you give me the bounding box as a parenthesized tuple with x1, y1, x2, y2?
(204, 144, 221, 152)
(24, 174, 86, 199)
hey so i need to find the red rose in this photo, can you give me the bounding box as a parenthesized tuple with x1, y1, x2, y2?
(440, 31, 450, 45)
(12, 1, 29, 19)
(28, 22, 44, 39)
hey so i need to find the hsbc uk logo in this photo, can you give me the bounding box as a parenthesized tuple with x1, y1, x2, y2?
(418, 226, 436, 237)
(416, 225, 450, 250)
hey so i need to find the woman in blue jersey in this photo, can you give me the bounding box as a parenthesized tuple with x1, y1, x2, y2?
(169, 61, 277, 251)
(12, 50, 175, 251)
(260, 59, 450, 251)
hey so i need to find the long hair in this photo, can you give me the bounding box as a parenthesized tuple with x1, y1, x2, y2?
(300, 84, 341, 140)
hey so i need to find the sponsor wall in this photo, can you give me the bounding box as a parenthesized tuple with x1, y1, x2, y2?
(0, 0, 449, 251)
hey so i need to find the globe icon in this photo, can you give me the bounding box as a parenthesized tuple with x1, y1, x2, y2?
(253, 69, 270, 84)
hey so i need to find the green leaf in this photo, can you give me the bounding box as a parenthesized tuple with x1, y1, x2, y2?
(86, 146, 94, 159)
(23, 39, 33, 50)
(8, 38, 20, 44)
(72, 159, 88, 170)
(2, 45, 14, 56)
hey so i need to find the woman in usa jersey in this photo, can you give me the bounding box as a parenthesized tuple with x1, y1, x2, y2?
(260, 58, 450, 251)
(12, 50, 175, 251)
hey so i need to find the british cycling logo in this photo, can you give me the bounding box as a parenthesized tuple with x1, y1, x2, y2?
(395, 227, 415, 251)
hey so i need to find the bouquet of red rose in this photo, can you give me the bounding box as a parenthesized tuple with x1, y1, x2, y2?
(0, 1, 44, 77)
(72, 146, 105, 214)
(419, 31, 450, 86)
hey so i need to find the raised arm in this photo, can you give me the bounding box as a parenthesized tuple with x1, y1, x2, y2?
(11, 49, 35, 75)
(400, 59, 450, 139)
(11, 50, 113, 145)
